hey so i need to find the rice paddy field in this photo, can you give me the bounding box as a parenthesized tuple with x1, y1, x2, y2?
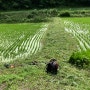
(0, 17, 90, 90)
(0, 23, 48, 62)
(63, 17, 90, 51)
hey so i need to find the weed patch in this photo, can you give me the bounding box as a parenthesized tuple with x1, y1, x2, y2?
(69, 51, 90, 68)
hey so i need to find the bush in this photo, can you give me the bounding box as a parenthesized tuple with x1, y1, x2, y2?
(49, 9, 58, 17)
(69, 51, 90, 68)
(59, 12, 71, 17)
(28, 16, 48, 23)
(0, 9, 50, 23)
(27, 10, 49, 23)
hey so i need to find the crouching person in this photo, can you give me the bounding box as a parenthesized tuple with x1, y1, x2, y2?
(46, 59, 59, 74)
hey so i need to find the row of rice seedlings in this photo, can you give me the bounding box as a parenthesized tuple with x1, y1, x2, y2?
(76, 34, 87, 51)
(2, 37, 24, 58)
(0, 32, 30, 61)
(14, 24, 48, 60)
(1, 35, 30, 61)
(1, 24, 48, 62)
(75, 32, 89, 51)
(81, 34, 90, 45)
(78, 34, 90, 49)
(74, 31, 89, 50)
(0, 23, 42, 51)
(31, 26, 47, 54)
(23, 24, 47, 56)
(64, 21, 90, 51)
(1, 35, 32, 61)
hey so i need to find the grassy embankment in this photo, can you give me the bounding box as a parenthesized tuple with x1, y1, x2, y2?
(0, 18, 90, 90)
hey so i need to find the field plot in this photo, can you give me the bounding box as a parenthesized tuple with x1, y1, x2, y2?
(0, 23, 48, 62)
(63, 17, 90, 52)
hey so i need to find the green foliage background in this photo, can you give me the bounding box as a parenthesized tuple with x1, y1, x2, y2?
(0, 0, 90, 10)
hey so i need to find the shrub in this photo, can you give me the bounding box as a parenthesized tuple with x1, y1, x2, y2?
(81, 11, 86, 14)
(27, 13, 34, 18)
(59, 12, 71, 17)
(29, 16, 48, 23)
(49, 9, 58, 17)
(27, 9, 49, 23)
(69, 51, 90, 68)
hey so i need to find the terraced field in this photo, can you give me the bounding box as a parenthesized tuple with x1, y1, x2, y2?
(63, 17, 90, 52)
(0, 23, 48, 62)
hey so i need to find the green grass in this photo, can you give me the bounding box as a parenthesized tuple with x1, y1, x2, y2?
(63, 17, 90, 24)
(0, 23, 42, 54)
(0, 18, 90, 90)
(0, 23, 42, 41)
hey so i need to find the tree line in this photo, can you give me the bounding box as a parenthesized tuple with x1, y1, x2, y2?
(0, 0, 90, 10)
